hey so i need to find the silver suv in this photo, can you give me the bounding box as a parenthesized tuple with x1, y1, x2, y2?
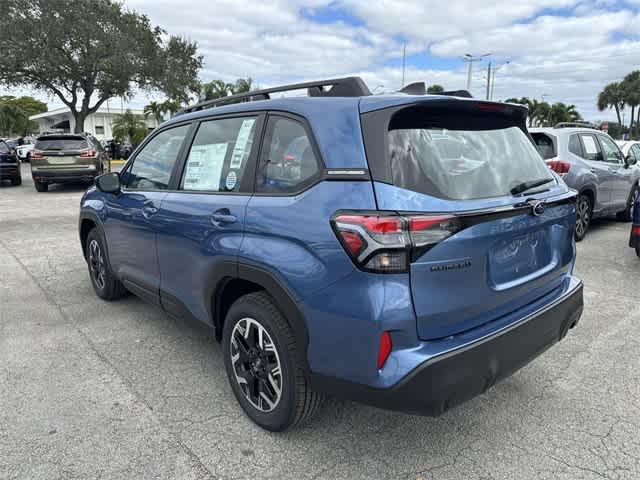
(530, 123, 639, 240)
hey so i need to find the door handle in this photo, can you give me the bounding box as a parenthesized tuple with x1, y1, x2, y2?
(141, 201, 158, 219)
(211, 208, 237, 225)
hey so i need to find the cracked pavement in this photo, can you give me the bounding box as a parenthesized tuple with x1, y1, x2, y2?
(1, 164, 640, 479)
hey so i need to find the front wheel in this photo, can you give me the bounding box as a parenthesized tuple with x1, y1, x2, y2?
(575, 194, 592, 242)
(222, 292, 323, 431)
(85, 229, 128, 300)
(617, 185, 638, 222)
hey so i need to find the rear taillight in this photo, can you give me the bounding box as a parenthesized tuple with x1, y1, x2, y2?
(31, 150, 45, 160)
(331, 212, 462, 273)
(632, 225, 640, 236)
(80, 149, 97, 158)
(546, 159, 570, 176)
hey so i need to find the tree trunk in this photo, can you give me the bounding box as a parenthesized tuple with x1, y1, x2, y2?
(630, 106, 635, 140)
(72, 110, 87, 133)
(614, 105, 622, 126)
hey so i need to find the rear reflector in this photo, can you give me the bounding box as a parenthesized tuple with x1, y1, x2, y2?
(377, 331, 392, 369)
(632, 225, 640, 236)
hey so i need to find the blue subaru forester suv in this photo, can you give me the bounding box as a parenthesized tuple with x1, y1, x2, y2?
(79, 77, 584, 431)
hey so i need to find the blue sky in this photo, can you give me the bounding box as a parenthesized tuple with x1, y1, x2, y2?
(18, 0, 640, 122)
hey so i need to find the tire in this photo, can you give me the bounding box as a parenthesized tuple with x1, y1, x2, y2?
(85, 228, 128, 301)
(34, 180, 48, 192)
(616, 185, 638, 222)
(11, 176, 21, 186)
(636, 246, 640, 259)
(222, 291, 323, 431)
(575, 194, 592, 242)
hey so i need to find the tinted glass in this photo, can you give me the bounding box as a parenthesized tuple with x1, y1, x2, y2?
(632, 144, 640, 161)
(256, 117, 320, 194)
(568, 134, 583, 157)
(531, 133, 556, 159)
(0, 141, 9, 154)
(599, 135, 623, 163)
(125, 125, 189, 190)
(35, 136, 88, 151)
(579, 134, 602, 161)
(181, 117, 257, 192)
(387, 126, 552, 200)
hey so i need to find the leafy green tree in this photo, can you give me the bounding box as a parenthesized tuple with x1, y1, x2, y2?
(112, 110, 147, 146)
(0, 0, 202, 133)
(143, 101, 166, 125)
(231, 78, 253, 94)
(161, 98, 182, 116)
(597, 82, 626, 126)
(201, 80, 232, 101)
(0, 96, 47, 136)
(426, 84, 444, 94)
(547, 102, 581, 126)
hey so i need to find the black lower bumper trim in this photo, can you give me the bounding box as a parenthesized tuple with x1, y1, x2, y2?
(311, 280, 583, 416)
(33, 171, 97, 183)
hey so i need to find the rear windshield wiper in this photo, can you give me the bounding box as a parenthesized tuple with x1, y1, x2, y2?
(510, 177, 554, 196)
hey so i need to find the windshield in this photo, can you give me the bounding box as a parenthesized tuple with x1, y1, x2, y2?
(388, 125, 553, 200)
(35, 136, 88, 151)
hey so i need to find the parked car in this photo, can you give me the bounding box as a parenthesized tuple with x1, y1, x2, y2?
(530, 124, 640, 241)
(0, 139, 21, 186)
(617, 140, 640, 165)
(79, 77, 583, 431)
(16, 143, 34, 162)
(30, 133, 109, 192)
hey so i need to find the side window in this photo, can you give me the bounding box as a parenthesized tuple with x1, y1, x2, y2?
(124, 124, 190, 190)
(631, 144, 640, 162)
(181, 116, 257, 193)
(579, 134, 603, 162)
(0, 141, 9, 154)
(598, 135, 623, 163)
(256, 116, 321, 194)
(568, 134, 583, 157)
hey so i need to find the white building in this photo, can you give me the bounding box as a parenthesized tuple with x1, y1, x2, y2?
(29, 105, 158, 140)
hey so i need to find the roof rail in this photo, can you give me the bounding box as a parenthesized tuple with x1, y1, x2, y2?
(554, 122, 597, 129)
(439, 90, 473, 98)
(397, 82, 473, 98)
(179, 77, 372, 115)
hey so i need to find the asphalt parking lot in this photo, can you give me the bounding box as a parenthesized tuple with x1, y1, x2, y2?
(1, 163, 640, 480)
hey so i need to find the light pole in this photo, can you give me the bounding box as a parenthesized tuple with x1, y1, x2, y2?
(490, 60, 510, 101)
(462, 53, 491, 91)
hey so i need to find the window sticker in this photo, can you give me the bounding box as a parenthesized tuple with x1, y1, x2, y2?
(582, 136, 598, 155)
(183, 143, 228, 191)
(229, 119, 255, 169)
(225, 171, 237, 190)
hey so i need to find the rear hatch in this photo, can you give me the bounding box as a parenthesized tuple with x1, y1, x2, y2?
(33, 135, 93, 168)
(360, 98, 576, 340)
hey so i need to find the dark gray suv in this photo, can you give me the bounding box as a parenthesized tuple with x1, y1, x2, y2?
(531, 125, 639, 240)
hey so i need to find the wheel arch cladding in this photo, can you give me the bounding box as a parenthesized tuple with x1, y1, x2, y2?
(211, 264, 311, 370)
(79, 218, 97, 260)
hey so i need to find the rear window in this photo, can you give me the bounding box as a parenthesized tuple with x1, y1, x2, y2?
(531, 133, 556, 160)
(387, 110, 552, 200)
(35, 136, 88, 151)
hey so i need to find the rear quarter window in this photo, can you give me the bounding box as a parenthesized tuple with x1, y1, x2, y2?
(531, 133, 556, 160)
(0, 141, 10, 154)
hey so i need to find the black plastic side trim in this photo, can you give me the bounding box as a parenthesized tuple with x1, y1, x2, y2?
(122, 279, 160, 307)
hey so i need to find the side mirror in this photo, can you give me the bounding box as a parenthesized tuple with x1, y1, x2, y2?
(625, 154, 637, 167)
(96, 172, 121, 194)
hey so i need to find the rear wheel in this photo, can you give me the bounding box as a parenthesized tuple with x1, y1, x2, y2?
(11, 176, 21, 186)
(575, 194, 592, 242)
(85, 228, 128, 300)
(617, 185, 638, 222)
(636, 246, 640, 258)
(222, 292, 323, 431)
(34, 180, 48, 192)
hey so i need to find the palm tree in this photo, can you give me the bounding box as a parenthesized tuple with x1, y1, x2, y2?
(161, 98, 182, 116)
(231, 78, 253, 94)
(112, 110, 148, 146)
(143, 101, 166, 125)
(201, 80, 232, 101)
(622, 71, 640, 138)
(547, 102, 582, 126)
(426, 84, 444, 94)
(597, 82, 626, 126)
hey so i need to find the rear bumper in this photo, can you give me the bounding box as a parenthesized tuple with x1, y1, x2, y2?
(0, 165, 20, 178)
(32, 168, 97, 183)
(311, 277, 583, 416)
